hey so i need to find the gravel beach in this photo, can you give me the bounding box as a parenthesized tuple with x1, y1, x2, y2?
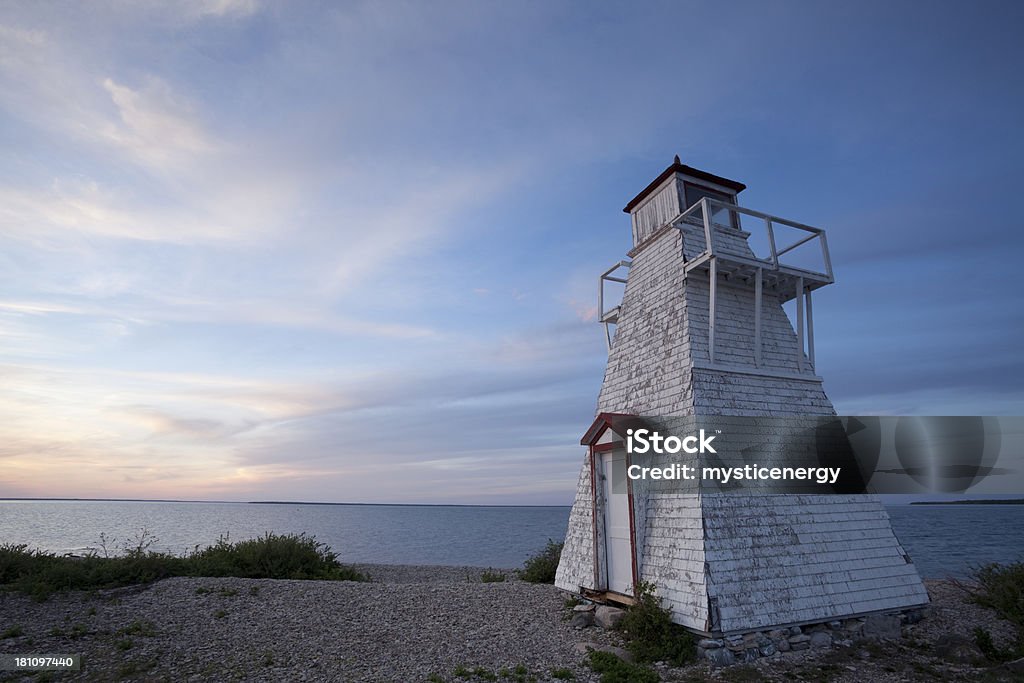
(0, 568, 1020, 682)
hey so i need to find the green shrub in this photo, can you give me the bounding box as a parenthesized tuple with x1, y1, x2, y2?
(616, 581, 695, 666)
(0, 532, 368, 599)
(186, 532, 367, 581)
(968, 561, 1024, 660)
(970, 561, 1024, 631)
(516, 539, 563, 584)
(586, 650, 658, 683)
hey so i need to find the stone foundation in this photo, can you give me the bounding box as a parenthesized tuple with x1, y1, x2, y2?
(697, 608, 929, 666)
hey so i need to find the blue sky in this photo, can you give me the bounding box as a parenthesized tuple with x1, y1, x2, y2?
(1, 1, 1021, 504)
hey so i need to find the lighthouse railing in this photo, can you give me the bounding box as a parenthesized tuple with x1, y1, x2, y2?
(675, 197, 834, 283)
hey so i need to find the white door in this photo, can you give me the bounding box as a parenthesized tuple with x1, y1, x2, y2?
(601, 450, 633, 595)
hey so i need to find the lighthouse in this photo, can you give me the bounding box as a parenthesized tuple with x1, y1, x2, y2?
(555, 158, 928, 642)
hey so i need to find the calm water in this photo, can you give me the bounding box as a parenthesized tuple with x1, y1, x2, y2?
(1, 500, 1022, 578)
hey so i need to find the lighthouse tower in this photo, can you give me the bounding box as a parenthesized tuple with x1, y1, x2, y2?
(555, 158, 928, 637)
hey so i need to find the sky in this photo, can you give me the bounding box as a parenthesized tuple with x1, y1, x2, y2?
(0, 0, 1022, 505)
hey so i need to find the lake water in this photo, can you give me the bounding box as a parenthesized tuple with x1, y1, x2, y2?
(1, 500, 1022, 578)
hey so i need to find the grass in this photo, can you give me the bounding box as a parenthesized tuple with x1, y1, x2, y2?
(0, 531, 369, 600)
(515, 539, 562, 584)
(440, 664, 537, 682)
(117, 620, 157, 637)
(616, 581, 695, 666)
(1, 625, 23, 639)
(479, 569, 507, 583)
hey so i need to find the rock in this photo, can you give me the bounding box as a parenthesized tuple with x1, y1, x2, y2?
(935, 634, 981, 664)
(759, 642, 777, 657)
(704, 647, 736, 666)
(828, 621, 843, 630)
(570, 611, 594, 628)
(1000, 656, 1024, 674)
(789, 634, 810, 651)
(810, 632, 832, 648)
(594, 605, 626, 629)
(573, 603, 596, 612)
(789, 626, 802, 636)
(776, 638, 791, 653)
(740, 647, 759, 663)
(862, 615, 901, 641)
(768, 629, 789, 641)
(604, 646, 633, 663)
(903, 609, 925, 625)
(697, 638, 724, 649)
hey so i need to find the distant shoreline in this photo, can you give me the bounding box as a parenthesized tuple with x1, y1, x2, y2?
(910, 499, 1024, 505)
(0, 497, 570, 508)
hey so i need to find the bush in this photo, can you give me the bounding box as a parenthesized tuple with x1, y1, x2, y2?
(970, 561, 1024, 631)
(516, 539, 563, 584)
(968, 561, 1024, 660)
(586, 650, 658, 683)
(0, 532, 367, 599)
(186, 533, 367, 581)
(479, 569, 506, 583)
(616, 581, 695, 666)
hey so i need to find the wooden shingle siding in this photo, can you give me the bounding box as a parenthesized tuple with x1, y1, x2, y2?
(554, 454, 596, 593)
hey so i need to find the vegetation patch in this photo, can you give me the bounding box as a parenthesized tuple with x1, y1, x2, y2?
(437, 663, 537, 682)
(1, 625, 23, 639)
(516, 540, 562, 584)
(117, 620, 157, 638)
(586, 650, 658, 683)
(0, 532, 368, 599)
(964, 561, 1024, 661)
(616, 581, 695, 666)
(479, 569, 507, 583)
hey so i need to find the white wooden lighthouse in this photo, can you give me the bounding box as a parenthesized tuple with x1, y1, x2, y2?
(555, 158, 928, 637)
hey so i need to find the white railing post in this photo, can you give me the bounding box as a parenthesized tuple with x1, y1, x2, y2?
(765, 217, 778, 268)
(795, 276, 804, 372)
(806, 287, 815, 370)
(754, 267, 762, 368)
(701, 198, 714, 255)
(709, 257, 717, 364)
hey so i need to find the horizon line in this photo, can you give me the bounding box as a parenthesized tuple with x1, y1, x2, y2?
(0, 497, 572, 508)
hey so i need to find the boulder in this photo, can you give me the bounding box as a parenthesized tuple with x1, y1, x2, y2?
(862, 615, 901, 641)
(704, 647, 736, 667)
(570, 611, 594, 628)
(810, 631, 833, 648)
(594, 605, 626, 629)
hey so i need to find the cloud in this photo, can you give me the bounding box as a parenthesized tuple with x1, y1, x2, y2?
(100, 77, 219, 172)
